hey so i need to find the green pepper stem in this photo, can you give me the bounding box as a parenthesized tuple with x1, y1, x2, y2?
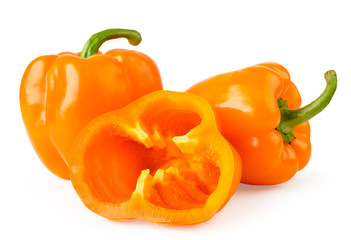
(278, 70, 337, 136)
(80, 29, 142, 58)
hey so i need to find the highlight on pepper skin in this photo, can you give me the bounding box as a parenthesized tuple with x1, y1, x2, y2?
(69, 91, 242, 225)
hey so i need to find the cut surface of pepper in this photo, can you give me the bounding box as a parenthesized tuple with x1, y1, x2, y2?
(69, 91, 242, 224)
(20, 29, 162, 179)
(187, 63, 337, 185)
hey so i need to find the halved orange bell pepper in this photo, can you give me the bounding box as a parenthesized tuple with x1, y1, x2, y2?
(20, 29, 162, 179)
(187, 63, 337, 185)
(69, 90, 242, 224)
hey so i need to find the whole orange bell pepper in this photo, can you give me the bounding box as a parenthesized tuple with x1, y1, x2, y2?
(69, 90, 242, 224)
(187, 63, 337, 185)
(20, 29, 162, 179)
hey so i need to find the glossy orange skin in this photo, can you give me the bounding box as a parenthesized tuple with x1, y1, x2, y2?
(187, 63, 311, 185)
(69, 91, 242, 224)
(20, 50, 162, 179)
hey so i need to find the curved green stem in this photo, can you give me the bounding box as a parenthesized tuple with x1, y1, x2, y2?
(277, 70, 337, 143)
(80, 29, 142, 58)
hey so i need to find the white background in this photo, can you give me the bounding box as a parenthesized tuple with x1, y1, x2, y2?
(1, 0, 350, 239)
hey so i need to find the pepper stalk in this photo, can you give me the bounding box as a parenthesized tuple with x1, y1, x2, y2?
(277, 70, 337, 143)
(80, 29, 142, 58)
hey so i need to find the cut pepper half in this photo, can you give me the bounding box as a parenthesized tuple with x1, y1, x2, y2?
(69, 90, 241, 224)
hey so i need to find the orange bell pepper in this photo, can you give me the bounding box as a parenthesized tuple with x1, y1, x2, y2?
(69, 91, 242, 224)
(20, 29, 162, 179)
(187, 63, 337, 185)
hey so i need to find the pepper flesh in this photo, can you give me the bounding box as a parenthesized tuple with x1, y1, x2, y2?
(69, 91, 242, 224)
(20, 29, 162, 179)
(187, 63, 336, 185)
